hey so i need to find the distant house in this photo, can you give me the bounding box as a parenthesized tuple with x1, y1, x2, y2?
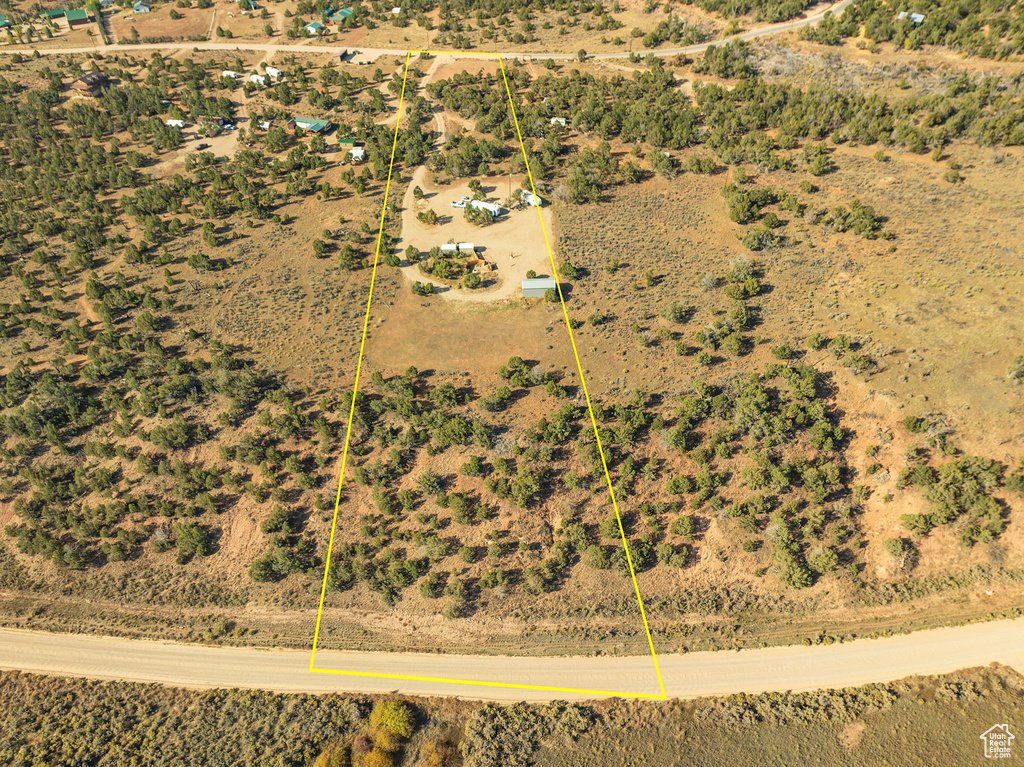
(522, 277, 557, 298)
(288, 116, 332, 134)
(42, 9, 66, 22)
(391, 6, 401, 13)
(304, 20, 323, 35)
(70, 71, 109, 96)
(896, 10, 925, 23)
(249, 73, 267, 85)
(0, 15, 11, 28)
(221, 70, 239, 79)
(337, 137, 357, 146)
(265, 66, 282, 78)
(550, 117, 567, 127)
(65, 8, 92, 26)
(99, 0, 113, 6)
(258, 120, 270, 129)
(327, 6, 353, 22)
(349, 146, 367, 163)
(238, 0, 258, 9)
(165, 119, 186, 128)
(133, 1, 150, 12)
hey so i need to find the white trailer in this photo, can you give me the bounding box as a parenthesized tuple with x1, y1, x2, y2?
(249, 74, 266, 86)
(457, 243, 476, 253)
(469, 200, 502, 217)
(440, 244, 458, 254)
(521, 191, 543, 207)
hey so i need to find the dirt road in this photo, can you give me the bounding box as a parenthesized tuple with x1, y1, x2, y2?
(0, 0, 853, 62)
(3, 617, 1023, 702)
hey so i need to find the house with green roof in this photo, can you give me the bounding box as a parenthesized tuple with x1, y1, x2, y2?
(0, 15, 11, 28)
(304, 20, 323, 35)
(327, 7, 353, 23)
(288, 116, 332, 134)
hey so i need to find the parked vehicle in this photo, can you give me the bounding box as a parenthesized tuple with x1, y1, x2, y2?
(451, 196, 471, 209)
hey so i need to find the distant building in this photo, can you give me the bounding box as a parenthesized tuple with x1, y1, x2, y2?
(522, 277, 557, 298)
(249, 73, 267, 85)
(305, 21, 323, 35)
(265, 66, 282, 78)
(165, 119, 186, 128)
(328, 7, 353, 22)
(0, 15, 12, 27)
(896, 11, 925, 23)
(550, 117, 567, 127)
(42, 10, 66, 21)
(132, 1, 150, 12)
(71, 71, 109, 96)
(337, 137, 357, 146)
(288, 116, 332, 134)
(66, 8, 92, 26)
(258, 120, 270, 129)
(221, 70, 239, 79)
(349, 146, 367, 163)
(391, 7, 401, 13)
(238, 0, 258, 9)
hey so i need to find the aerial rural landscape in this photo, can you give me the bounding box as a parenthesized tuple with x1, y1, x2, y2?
(0, 0, 1022, 762)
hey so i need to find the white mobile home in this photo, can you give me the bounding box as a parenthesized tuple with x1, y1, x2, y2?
(457, 243, 476, 253)
(469, 200, 502, 217)
(249, 74, 266, 85)
(440, 244, 458, 254)
(265, 66, 283, 78)
(164, 119, 186, 128)
(221, 70, 239, 79)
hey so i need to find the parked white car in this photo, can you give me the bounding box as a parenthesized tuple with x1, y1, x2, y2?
(451, 196, 471, 209)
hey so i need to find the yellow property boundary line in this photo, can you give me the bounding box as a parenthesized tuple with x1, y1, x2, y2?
(309, 50, 667, 700)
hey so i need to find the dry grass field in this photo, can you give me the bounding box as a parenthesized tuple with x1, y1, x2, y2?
(0, 37, 1021, 661)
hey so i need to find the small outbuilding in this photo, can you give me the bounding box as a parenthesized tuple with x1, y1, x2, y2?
(265, 66, 282, 78)
(349, 146, 367, 163)
(165, 119, 186, 128)
(305, 20, 323, 35)
(522, 277, 557, 298)
(132, 1, 150, 13)
(0, 15, 11, 28)
(249, 73, 267, 85)
(550, 117, 567, 127)
(222, 70, 239, 79)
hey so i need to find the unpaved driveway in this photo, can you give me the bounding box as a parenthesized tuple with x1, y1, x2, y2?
(3, 617, 1024, 702)
(397, 166, 555, 302)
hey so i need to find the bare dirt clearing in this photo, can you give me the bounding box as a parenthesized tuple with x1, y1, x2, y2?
(397, 168, 555, 302)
